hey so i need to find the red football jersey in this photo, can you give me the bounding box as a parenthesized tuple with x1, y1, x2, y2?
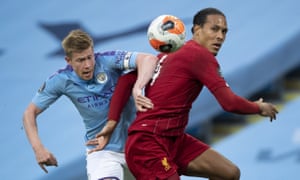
(129, 40, 227, 136)
(109, 40, 260, 137)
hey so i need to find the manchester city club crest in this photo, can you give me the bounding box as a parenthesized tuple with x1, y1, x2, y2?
(96, 72, 108, 84)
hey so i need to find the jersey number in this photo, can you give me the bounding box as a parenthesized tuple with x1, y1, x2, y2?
(150, 55, 168, 86)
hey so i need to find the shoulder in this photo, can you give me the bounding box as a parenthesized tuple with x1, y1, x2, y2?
(95, 50, 132, 58)
(95, 50, 138, 70)
(95, 50, 138, 60)
(45, 65, 73, 85)
(187, 41, 217, 61)
(184, 40, 210, 55)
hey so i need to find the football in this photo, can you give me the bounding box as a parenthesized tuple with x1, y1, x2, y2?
(147, 15, 186, 53)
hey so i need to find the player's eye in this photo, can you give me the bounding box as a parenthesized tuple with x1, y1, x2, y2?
(222, 28, 228, 35)
(87, 55, 94, 60)
(211, 26, 219, 32)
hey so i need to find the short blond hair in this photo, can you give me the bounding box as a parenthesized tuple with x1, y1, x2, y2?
(62, 29, 94, 58)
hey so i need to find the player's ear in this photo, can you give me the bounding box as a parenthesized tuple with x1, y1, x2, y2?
(65, 56, 71, 64)
(192, 25, 201, 34)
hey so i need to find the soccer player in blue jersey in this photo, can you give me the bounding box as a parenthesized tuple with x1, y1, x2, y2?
(23, 29, 157, 180)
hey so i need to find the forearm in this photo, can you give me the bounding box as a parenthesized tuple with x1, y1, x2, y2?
(135, 53, 158, 90)
(213, 86, 260, 114)
(101, 120, 118, 134)
(108, 71, 137, 121)
(23, 103, 44, 151)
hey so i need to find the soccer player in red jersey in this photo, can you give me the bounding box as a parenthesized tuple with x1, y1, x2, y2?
(92, 7, 278, 180)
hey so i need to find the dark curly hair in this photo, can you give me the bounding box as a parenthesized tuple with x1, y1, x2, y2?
(191, 7, 226, 33)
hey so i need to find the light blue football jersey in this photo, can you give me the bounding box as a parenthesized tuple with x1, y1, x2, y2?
(32, 50, 138, 152)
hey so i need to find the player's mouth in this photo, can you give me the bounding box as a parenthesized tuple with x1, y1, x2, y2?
(82, 71, 93, 79)
(212, 43, 221, 51)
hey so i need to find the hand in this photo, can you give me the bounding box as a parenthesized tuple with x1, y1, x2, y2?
(86, 120, 117, 154)
(34, 147, 58, 173)
(255, 98, 278, 122)
(86, 136, 107, 154)
(132, 86, 153, 112)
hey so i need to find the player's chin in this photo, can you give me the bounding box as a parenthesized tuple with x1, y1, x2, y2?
(81, 74, 93, 81)
(210, 49, 219, 56)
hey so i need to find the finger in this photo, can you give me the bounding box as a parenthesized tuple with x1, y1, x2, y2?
(270, 113, 276, 122)
(136, 97, 150, 104)
(136, 107, 145, 112)
(140, 100, 153, 108)
(136, 94, 148, 101)
(50, 158, 58, 167)
(89, 146, 104, 154)
(136, 105, 149, 112)
(136, 98, 153, 109)
(270, 113, 274, 122)
(39, 163, 48, 173)
(135, 98, 147, 105)
(87, 147, 102, 154)
(136, 106, 143, 112)
(86, 139, 95, 143)
(86, 139, 98, 146)
(137, 102, 153, 109)
(96, 136, 105, 142)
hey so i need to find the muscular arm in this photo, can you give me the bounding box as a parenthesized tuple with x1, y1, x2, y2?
(23, 103, 44, 150)
(213, 86, 278, 121)
(134, 53, 158, 89)
(133, 53, 158, 111)
(193, 52, 277, 120)
(213, 86, 260, 114)
(23, 103, 58, 173)
(108, 71, 137, 121)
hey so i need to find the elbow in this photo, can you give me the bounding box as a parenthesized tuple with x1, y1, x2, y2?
(137, 53, 158, 64)
(23, 108, 33, 126)
(222, 104, 236, 112)
(146, 54, 159, 64)
(220, 100, 240, 112)
(23, 108, 30, 122)
(23, 103, 41, 125)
